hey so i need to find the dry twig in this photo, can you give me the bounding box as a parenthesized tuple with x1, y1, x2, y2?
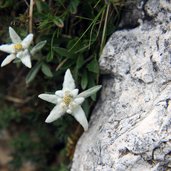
(29, 0, 34, 33)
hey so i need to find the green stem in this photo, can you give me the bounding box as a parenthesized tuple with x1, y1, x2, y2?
(69, 5, 106, 52)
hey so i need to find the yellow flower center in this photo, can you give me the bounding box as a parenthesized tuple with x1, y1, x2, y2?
(63, 94, 73, 106)
(14, 43, 23, 51)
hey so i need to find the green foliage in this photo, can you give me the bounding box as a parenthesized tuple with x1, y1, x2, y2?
(0, 105, 20, 129)
(41, 63, 53, 78)
(31, 40, 47, 56)
(26, 62, 42, 84)
(0, 0, 13, 8)
(0, 103, 71, 170)
(0, 0, 124, 170)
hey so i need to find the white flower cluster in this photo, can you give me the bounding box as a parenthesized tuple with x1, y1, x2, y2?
(39, 69, 101, 131)
(0, 27, 33, 68)
(0, 27, 102, 131)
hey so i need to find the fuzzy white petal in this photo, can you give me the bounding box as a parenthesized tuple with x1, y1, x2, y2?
(21, 55, 32, 68)
(78, 85, 102, 98)
(22, 34, 33, 49)
(38, 94, 59, 104)
(63, 69, 75, 90)
(17, 50, 32, 68)
(0, 44, 15, 53)
(45, 104, 65, 123)
(67, 109, 72, 114)
(1, 54, 16, 67)
(55, 90, 64, 97)
(74, 97, 85, 105)
(9, 27, 21, 43)
(71, 105, 88, 131)
(68, 102, 77, 112)
(71, 89, 79, 97)
(16, 49, 28, 59)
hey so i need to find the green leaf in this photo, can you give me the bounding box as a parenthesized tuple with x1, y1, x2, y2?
(76, 55, 84, 69)
(53, 47, 74, 58)
(87, 57, 99, 74)
(88, 74, 97, 101)
(68, 0, 80, 14)
(26, 62, 41, 84)
(78, 85, 102, 98)
(35, 0, 49, 13)
(81, 71, 88, 89)
(35, 0, 43, 13)
(0, 0, 13, 8)
(53, 17, 64, 28)
(41, 63, 53, 77)
(82, 99, 90, 116)
(47, 51, 54, 61)
(31, 40, 47, 56)
(67, 38, 83, 52)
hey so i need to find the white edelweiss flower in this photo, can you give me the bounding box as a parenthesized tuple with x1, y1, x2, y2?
(0, 27, 33, 68)
(38, 69, 102, 131)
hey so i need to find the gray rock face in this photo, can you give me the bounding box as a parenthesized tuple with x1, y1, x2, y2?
(71, 1, 171, 170)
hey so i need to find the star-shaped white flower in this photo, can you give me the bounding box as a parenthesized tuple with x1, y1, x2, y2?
(0, 27, 33, 68)
(38, 69, 102, 131)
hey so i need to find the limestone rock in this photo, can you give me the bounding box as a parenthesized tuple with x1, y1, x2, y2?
(71, 0, 171, 170)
